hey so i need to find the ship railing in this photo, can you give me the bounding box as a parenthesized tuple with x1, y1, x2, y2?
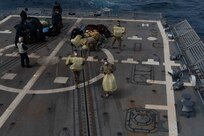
(172, 20, 192, 37)
(172, 20, 204, 85)
(172, 20, 204, 106)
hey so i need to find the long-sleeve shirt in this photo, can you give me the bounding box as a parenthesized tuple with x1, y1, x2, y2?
(65, 55, 85, 71)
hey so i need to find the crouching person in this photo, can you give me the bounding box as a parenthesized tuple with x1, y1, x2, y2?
(17, 37, 31, 68)
(65, 50, 85, 88)
(100, 59, 117, 98)
(86, 29, 100, 51)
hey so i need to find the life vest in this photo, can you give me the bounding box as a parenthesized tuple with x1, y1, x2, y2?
(17, 42, 26, 53)
(113, 26, 125, 38)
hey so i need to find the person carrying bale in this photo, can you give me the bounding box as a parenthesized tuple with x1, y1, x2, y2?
(86, 29, 100, 51)
(65, 50, 85, 88)
(100, 58, 117, 98)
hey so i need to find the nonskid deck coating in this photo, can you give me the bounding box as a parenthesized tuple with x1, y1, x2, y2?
(0, 15, 203, 136)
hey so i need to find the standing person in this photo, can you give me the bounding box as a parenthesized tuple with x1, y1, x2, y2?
(14, 24, 26, 48)
(52, 1, 62, 25)
(111, 20, 125, 53)
(65, 50, 85, 88)
(53, 1, 62, 15)
(20, 8, 28, 24)
(100, 59, 117, 98)
(17, 37, 31, 68)
(51, 10, 61, 35)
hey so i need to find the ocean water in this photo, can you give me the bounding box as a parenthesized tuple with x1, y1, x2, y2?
(0, 0, 204, 40)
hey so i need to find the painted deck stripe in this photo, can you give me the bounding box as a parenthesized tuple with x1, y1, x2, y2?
(0, 44, 15, 53)
(101, 48, 114, 64)
(157, 21, 178, 136)
(142, 59, 160, 65)
(0, 47, 113, 94)
(146, 79, 166, 85)
(0, 39, 66, 128)
(67, 18, 82, 35)
(5, 52, 18, 57)
(0, 30, 12, 34)
(0, 18, 82, 128)
(127, 36, 142, 40)
(163, 62, 181, 67)
(86, 56, 98, 62)
(0, 15, 12, 25)
(145, 104, 168, 110)
(147, 79, 193, 87)
(121, 58, 139, 64)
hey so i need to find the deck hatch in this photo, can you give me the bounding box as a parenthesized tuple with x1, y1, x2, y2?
(125, 108, 159, 133)
(128, 64, 154, 85)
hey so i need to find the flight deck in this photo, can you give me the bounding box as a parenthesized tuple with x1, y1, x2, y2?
(0, 11, 204, 136)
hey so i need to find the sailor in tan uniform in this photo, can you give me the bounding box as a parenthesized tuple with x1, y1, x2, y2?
(111, 20, 125, 53)
(65, 50, 85, 88)
(100, 59, 117, 97)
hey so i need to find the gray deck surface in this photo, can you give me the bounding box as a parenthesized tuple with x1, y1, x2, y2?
(0, 15, 204, 136)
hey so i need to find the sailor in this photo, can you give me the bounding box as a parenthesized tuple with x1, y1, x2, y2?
(51, 10, 61, 35)
(27, 17, 45, 42)
(65, 50, 85, 88)
(52, 1, 62, 25)
(111, 20, 125, 53)
(14, 23, 26, 48)
(100, 59, 117, 98)
(17, 37, 31, 68)
(20, 8, 28, 24)
(53, 1, 62, 15)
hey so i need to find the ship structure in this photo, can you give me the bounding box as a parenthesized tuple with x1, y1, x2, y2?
(0, 8, 204, 136)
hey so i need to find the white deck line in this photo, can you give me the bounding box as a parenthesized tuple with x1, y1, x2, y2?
(157, 21, 178, 136)
(5, 52, 18, 57)
(142, 59, 160, 65)
(0, 30, 12, 34)
(0, 44, 15, 53)
(146, 79, 166, 85)
(0, 39, 66, 128)
(0, 18, 82, 128)
(0, 15, 12, 25)
(147, 79, 193, 88)
(86, 56, 98, 62)
(0, 49, 113, 94)
(163, 62, 181, 67)
(121, 58, 139, 64)
(145, 104, 168, 110)
(101, 48, 114, 64)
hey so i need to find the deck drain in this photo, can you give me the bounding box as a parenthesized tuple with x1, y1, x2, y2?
(126, 108, 159, 133)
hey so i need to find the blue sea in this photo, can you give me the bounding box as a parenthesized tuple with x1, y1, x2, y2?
(0, 0, 204, 40)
